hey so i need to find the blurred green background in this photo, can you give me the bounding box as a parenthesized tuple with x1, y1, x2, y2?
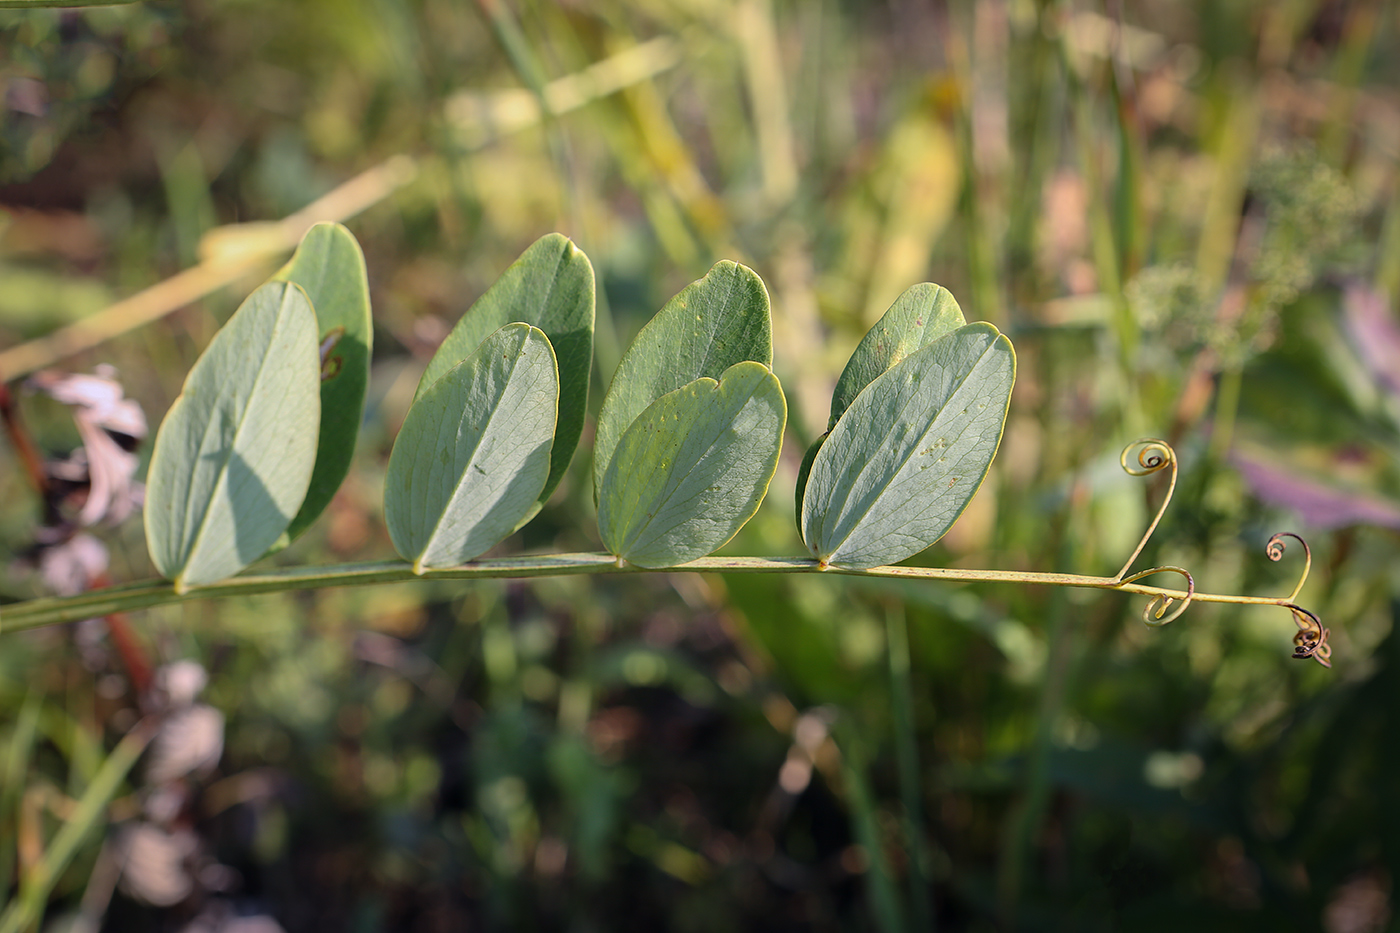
(2, 0, 1400, 930)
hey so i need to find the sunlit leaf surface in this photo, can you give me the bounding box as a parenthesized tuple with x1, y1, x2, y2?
(270, 222, 372, 547)
(797, 283, 967, 519)
(417, 234, 593, 507)
(599, 361, 785, 568)
(802, 323, 1015, 569)
(144, 282, 321, 591)
(387, 323, 558, 572)
(829, 283, 966, 428)
(593, 261, 771, 503)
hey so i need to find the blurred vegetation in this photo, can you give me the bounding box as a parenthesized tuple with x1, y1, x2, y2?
(2, 0, 1400, 930)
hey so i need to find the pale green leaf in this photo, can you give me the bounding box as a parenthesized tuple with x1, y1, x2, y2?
(795, 284, 964, 523)
(144, 282, 321, 592)
(598, 361, 785, 569)
(270, 222, 372, 547)
(793, 431, 827, 526)
(828, 283, 965, 429)
(593, 261, 771, 503)
(417, 233, 593, 507)
(386, 323, 558, 572)
(802, 323, 1015, 569)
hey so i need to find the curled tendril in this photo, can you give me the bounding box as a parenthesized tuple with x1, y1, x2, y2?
(1266, 532, 1312, 604)
(1112, 439, 1189, 624)
(1101, 442, 1332, 668)
(1289, 606, 1332, 668)
(1114, 439, 1178, 583)
(1119, 438, 1173, 478)
(1119, 565, 1195, 625)
(1265, 533, 1330, 666)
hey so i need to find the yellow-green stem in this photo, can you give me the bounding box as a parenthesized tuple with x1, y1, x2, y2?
(2, 553, 1308, 635)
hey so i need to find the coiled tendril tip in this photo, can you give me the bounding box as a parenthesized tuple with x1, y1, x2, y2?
(1108, 442, 1331, 666)
(1114, 439, 1191, 625)
(1266, 531, 1311, 604)
(1119, 438, 1174, 478)
(1290, 607, 1332, 668)
(1120, 565, 1195, 626)
(1268, 535, 1329, 667)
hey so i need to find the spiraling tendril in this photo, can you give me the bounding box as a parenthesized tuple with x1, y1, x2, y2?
(1103, 442, 1331, 667)
(1266, 532, 1311, 604)
(1289, 607, 1332, 668)
(1267, 533, 1330, 667)
(1119, 565, 1195, 625)
(1119, 438, 1172, 478)
(1114, 439, 1177, 582)
(1113, 439, 1190, 624)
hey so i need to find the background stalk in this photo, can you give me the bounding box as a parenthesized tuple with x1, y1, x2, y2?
(886, 603, 935, 931)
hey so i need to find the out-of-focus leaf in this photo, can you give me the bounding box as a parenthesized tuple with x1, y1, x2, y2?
(1232, 449, 1400, 530)
(386, 324, 557, 572)
(547, 737, 625, 883)
(598, 361, 785, 568)
(417, 234, 593, 509)
(593, 261, 771, 503)
(0, 267, 111, 337)
(1, 724, 151, 933)
(1343, 283, 1400, 398)
(723, 575, 873, 708)
(858, 113, 962, 326)
(270, 222, 373, 547)
(144, 283, 320, 592)
(802, 323, 1015, 569)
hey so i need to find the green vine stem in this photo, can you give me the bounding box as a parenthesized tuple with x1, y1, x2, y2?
(1, 442, 1331, 666)
(0, 554, 1318, 625)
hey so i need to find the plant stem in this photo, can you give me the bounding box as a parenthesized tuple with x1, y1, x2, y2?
(3, 552, 1307, 634)
(0, 692, 41, 909)
(1210, 364, 1244, 461)
(471, 0, 581, 234)
(997, 580, 1071, 922)
(0, 156, 417, 381)
(0, 382, 50, 501)
(0, 720, 153, 933)
(835, 727, 905, 933)
(886, 604, 934, 931)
